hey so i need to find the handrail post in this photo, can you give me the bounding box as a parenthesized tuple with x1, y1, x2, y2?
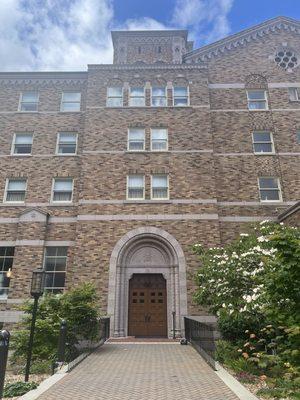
(57, 320, 67, 363)
(0, 330, 10, 400)
(172, 311, 176, 339)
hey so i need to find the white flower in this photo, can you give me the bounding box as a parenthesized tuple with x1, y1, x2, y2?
(240, 233, 249, 237)
(257, 236, 268, 242)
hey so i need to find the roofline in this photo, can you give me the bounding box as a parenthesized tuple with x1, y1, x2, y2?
(111, 29, 188, 43)
(185, 16, 300, 58)
(0, 71, 87, 79)
(277, 201, 300, 222)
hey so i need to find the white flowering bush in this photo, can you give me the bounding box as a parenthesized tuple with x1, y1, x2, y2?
(193, 221, 300, 339)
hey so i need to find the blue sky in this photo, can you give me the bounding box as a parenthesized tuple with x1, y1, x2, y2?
(0, 0, 299, 71)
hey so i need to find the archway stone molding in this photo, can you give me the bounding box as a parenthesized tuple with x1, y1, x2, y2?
(107, 226, 188, 337)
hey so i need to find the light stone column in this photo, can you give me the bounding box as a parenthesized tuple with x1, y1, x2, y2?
(174, 265, 181, 337)
(113, 265, 122, 336)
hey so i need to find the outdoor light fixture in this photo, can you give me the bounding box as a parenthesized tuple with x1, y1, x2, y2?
(25, 268, 45, 382)
(6, 269, 12, 279)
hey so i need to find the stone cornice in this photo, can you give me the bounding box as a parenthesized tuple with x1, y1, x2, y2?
(88, 63, 206, 71)
(184, 16, 300, 62)
(0, 71, 87, 87)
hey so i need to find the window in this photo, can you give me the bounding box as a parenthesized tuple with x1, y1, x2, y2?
(44, 247, 67, 293)
(151, 87, 167, 106)
(57, 132, 77, 155)
(173, 87, 189, 106)
(107, 87, 123, 107)
(297, 130, 300, 144)
(247, 90, 268, 110)
(52, 178, 73, 202)
(151, 129, 168, 151)
(0, 247, 14, 299)
(151, 174, 169, 200)
(12, 133, 33, 155)
(60, 92, 81, 112)
(127, 175, 144, 200)
(258, 177, 282, 202)
(252, 132, 274, 154)
(128, 129, 145, 151)
(129, 87, 145, 107)
(5, 179, 26, 203)
(288, 87, 300, 101)
(19, 91, 38, 112)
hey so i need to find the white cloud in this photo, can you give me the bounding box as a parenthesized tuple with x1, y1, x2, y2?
(0, 0, 233, 71)
(172, 0, 234, 43)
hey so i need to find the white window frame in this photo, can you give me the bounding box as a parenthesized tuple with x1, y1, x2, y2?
(150, 128, 168, 151)
(0, 247, 14, 300)
(288, 87, 300, 102)
(127, 128, 145, 152)
(60, 92, 81, 112)
(129, 87, 145, 107)
(151, 174, 169, 200)
(11, 132, 33, 156)
(151, 86, 167, 107)
(56, 132, 78, 156)
(173, 86, 190, 106)
(51, 178, 74, 203)
(258, 177, 282, 203)
(4, 178, 27, 204)
(43, 246, 67, 293)
(18, 91, 39, 112)
(126, 175, 145, 200)
(252, 131, 275, 155)
(247, 90, 268, 110)
(106, 87, 124, 107)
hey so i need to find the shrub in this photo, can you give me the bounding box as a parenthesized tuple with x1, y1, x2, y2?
(11, 283, 99, 366)
(3, 381, 38, 397)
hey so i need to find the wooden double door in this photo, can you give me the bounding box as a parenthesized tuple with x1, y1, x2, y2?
(128, 274, 167, 337)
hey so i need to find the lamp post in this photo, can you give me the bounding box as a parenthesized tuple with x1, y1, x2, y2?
(24, 269, 45, 382)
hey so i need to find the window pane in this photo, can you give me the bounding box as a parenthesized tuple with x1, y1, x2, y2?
(54, 179, 73, 191)
(248, 91, 265, 100)
(129, 142, 144, 150)
(45, 257, 56, 271)
(152, 87, 165, 96)
(174, 87, 187, 96)
(128, 189, 144, 199)
(254, 143, 273, 153)
(297, 131, 300, 144)
(259, 178, 278, 189)
(152, 97, 167, 106)
(128, 175, 144, 187)
(253, 132, 271, 142)
(58, 144, 76, 154)
(174, 98, 188, 106)
(107, 98, 123, 107)
(57, 247, 68, 257)
(46, 247, 57, 257)
(59, 133, 76, 143)
(8, 180, 26, 190)
(53, 273, 66, 288)
(62, 92, 81, 101)
(260, 190, 280, 201)
(152, 141, 167, 150)
(129, 129, 144, 140)
(152, 129, 167, 140)
(288, 88, 298, 101)
(130, 98, 145, 107)
(152, 175, 167, 187)
(248, 101, 266, 110)
(20, 103, 38, 111)
(61, 102, 80, 112)
(130, 87, 144, 96)
(53, 192, 72, 201)
(107, 87, 122, 97)
(15, 134, 33, 144)
(22, 92, 38, 102)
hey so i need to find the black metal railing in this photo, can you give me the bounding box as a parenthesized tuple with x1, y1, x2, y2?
(54, 317, 110, 371)
(0, 330, 10, 400)
(184, 317, 220, 370)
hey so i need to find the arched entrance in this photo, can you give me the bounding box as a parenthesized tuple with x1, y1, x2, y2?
(108, 227, 188, 338)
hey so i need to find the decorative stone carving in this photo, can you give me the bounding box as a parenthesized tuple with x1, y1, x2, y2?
(19, 208, 49, 223)
(245, 74, 268, 89)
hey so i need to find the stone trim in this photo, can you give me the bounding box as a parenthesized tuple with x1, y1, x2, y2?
(88, 64, 207, 71)
(0, 241, 15, 246)
(82, 149, 213, 154)
(219, 201, 296, 206)
(44, 240, 75, 246)
(0, 240, 75, 246)
(209, 82, 300, 89)
(77, 214, 219, 221)
(219, 216, 276, 222)
(79, 198, 217, 205)
(0, 310, 24, 323)
(108, 227, 188, 338)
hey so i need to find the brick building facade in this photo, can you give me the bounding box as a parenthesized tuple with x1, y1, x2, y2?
(0, 16, 299, 337)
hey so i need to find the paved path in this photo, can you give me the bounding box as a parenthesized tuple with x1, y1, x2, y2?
(37, 343, 239, 400)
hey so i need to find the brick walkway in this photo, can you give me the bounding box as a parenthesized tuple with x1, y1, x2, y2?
(37, 343, 239, 400)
